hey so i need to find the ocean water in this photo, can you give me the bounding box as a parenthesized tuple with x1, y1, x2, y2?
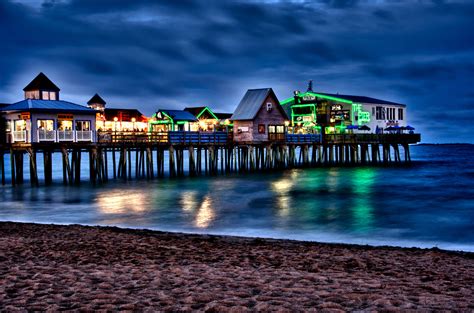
(1, 144, 473, 252)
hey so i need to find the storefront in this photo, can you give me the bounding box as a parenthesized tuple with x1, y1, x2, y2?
(2, 101, 96, 143)
(231, 88, 289, 143)
(149, 109, 197, 132)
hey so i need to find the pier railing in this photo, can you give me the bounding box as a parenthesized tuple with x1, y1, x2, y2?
(286, 133, 322, 143)
(97, 131, 230, 145)
(324, 133, 421, 144)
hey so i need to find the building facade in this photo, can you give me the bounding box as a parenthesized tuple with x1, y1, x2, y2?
(280, 83, 407, 134)
(1, 73, 96, 143)
(231, 88, 289, 143)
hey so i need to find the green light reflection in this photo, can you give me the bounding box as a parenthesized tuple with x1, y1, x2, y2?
(351, 168, 377, 232)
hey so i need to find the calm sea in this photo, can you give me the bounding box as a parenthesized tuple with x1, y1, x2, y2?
(1, 144, 473, 251)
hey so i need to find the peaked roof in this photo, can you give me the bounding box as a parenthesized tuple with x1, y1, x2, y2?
(214, 112, 232, 119)
(23, 72, 60, 92)
(231, 88, 287, 120)
(184, 106, 207, 117)
(184, 106, 219, 120)
(88, 93, 106, 105)
(154, 109, 198, 122)
(1, 99, 96, 114)
(103, 108, 147, 121)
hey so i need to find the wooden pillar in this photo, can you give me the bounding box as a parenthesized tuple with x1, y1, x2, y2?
(27, 148, 39, 187)
(169, 146, 176, 177)
(0, 149, 5, 185)
(43, 150, 53, 185)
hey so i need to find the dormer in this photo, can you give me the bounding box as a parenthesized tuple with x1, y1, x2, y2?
(23, 72, 60, 100)
(87, 93, 107, 111)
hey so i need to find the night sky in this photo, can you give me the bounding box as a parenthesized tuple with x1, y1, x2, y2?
(1, 0, 473, 143)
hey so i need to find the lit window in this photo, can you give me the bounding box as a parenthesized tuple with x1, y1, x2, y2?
(42, 91, 50, 100)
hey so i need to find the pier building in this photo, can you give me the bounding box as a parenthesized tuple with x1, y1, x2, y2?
(1, 73, 96, 143)
(87, 94, 148, 131)
(231, 88, 289, 143)
(184, 107, 233, 132)
(280, 81, 407, 135)
(149, 109, 197, 132)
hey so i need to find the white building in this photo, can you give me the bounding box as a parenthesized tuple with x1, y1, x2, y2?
(1, 73, 97, 143)
(316, 93, 407, 133)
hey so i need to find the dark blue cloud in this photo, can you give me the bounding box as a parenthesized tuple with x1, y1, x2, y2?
(1, 0, 473, 142)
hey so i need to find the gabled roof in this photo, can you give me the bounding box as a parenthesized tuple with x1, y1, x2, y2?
(154, 109, 197, 122)
(214, 112, 232, 120)
(184, 106, 219, 120)
(184, 106, 207, 117)
(88, 93, 106, 105)
(1, 99, 96, 114)
(104, 108, 147, 122)
(231, 88, 288, 120)
(23, 72, 60, 92)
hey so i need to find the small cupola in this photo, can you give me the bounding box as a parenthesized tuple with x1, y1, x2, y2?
(87, 93, 107, 111)
(23, 72, 60, 100)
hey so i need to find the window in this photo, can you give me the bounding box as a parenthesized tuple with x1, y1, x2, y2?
(276, 125, 285, 133)
(14, 120, 26, 131)
(372, 107, 375, 115)
(42, 91, 50, 100)
(49, 92, 57, 100)
(398, 108, 404, 120)
(375, 107, 385, 120)
(58, 120, 73, 131)
(37, 119, 54, 131)
(76, 120, 91, 131)
(258, 124, 265, 134)
(268, 125, 276, 133)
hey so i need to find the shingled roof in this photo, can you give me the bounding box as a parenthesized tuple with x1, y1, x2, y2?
(87, 93, 106, 105)
(23, 72, 60, 92)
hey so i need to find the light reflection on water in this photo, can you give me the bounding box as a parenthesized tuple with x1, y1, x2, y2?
(1, 145, 474, 252)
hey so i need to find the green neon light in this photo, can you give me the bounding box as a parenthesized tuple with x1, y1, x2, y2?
(176, 121, 188, 125)
(280, 97, 295, 106)
(352, 103, 371, 125)
(290, 103, 317, 127)
(196, 106, 219, 120)
(280, 91, 353, 106)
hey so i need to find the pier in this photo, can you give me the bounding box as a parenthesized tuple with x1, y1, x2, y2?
(0, 131, 420, 187)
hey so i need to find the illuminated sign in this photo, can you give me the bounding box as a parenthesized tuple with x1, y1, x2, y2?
(20, 112, 30, 120)
(58, 114, 73, 120)
(331, 104, 343, 111)
(302, 95, 316, 101)
(330, 110, 350, 121)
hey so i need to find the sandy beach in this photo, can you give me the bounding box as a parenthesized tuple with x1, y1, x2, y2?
(0, 222, 473, 311)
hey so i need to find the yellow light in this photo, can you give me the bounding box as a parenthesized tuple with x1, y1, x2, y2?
(284, 120, 290, 127)
(113, 117, 118, 122)
(195, 195, 215, 228)
(131, 117, 136, 123)
(198, 120, 207, 129)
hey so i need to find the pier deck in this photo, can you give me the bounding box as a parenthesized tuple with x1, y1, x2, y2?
(0, 132, 420, 187)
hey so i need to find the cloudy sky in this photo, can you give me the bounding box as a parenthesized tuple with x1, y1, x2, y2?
(1, 0, 473, 143)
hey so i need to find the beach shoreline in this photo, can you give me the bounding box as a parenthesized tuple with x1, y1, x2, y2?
(1, 221, 473, 311)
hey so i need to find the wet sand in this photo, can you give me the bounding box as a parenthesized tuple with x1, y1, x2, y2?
(0, 222, 473, 311)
